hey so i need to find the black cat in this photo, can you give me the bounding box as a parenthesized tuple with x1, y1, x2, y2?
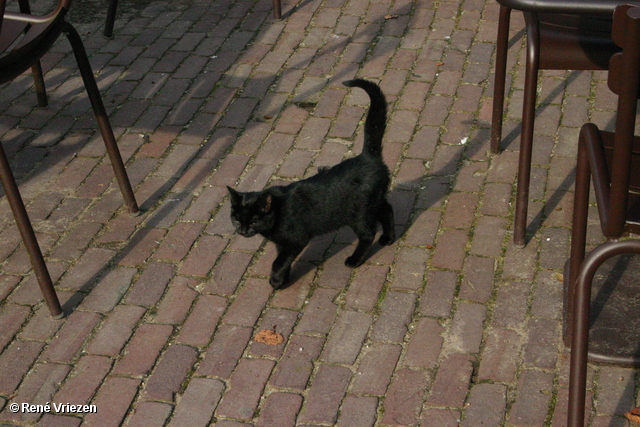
(228, 79, 395, 289)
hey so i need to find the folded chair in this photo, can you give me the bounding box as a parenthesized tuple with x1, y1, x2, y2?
(491, 0, 627, 247)
(0, 0, 139, 317)
(566, 4, 640, 425)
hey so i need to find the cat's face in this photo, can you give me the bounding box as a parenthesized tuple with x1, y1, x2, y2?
(227, 187, 275, 237)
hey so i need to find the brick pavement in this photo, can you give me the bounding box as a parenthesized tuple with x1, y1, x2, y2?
(0, 0, 637, 425)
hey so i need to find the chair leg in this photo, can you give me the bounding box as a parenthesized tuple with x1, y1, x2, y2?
(31, 61, 48, 107)
(490, 5, 511, 154)
(273, 0, 282, 19)
(0, 142, 62, 318)
(513, 12, 540, 248)
(567, 247, 596, 427)
(104, 0, 118, 38)
(62, 22, 139, 215)
(17, 0, 48, 106)
(565, 125, 593, 347)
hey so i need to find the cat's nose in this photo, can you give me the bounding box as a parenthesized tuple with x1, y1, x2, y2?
(239, 227, 256, 237)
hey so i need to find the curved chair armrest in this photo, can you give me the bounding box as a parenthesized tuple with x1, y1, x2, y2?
(2, 0, 69, 24)
(497, 0, 640, 15)
(4, 10, 61, 25)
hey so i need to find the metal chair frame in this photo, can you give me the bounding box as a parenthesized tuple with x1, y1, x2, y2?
(1, 0, 139, 317)
(566, 4, 640, 425)
(492, 0, 632, 247)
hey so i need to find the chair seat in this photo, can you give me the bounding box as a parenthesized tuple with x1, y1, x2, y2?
(537, 13, 618, 69)
(0, 15, 61, 84)
(0, 19, 28, 52)
(563, 253, 640, 366)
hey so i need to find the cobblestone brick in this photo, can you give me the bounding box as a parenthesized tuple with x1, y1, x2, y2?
(294, 287, 340, 335)
(0, 303, 30, 350)
(427, 353, 474, 408)
(350, 343, 401, 395)
(168, 378, 224, 426)
(216, 358, 275, 420)
(255, 392, 303, 427)
(403, 317, 444, 369)
(142, 344, 198, 402)
(126, 402, 172, 427)
(176, 294, 227, 347)
(197, 324, 253, 379)
(463, 383, 507, 426)
(508, 370, 555, 426)
(57, 248, 116, 291)
(371, 291, 416, 342)
(0, 362, 70, 424)
(124, 262, 174, 307)
(382, 368, 429, 426)
(112, 323, 174, 377)
(86, 305, 146, 356)
(83, 377, 140, 427)
(446, 301, 487, 353)
(322, 310, 371, 364)
(478, 327, 522, 383)
(53, 355, 112, 407)
(41, 311, 101, 364)
(149, 276, 198, 324)
(298, 364, 351, 425)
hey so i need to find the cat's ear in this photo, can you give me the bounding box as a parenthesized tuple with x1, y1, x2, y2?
(258, 193, 273, 213)
(227, 186, 241, 205)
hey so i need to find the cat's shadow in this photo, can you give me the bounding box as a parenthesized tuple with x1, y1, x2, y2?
(280, 126, 492, 288)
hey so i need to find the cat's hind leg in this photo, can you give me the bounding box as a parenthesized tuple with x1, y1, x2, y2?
(378, 199, 395, 246)
(270, 243, 305, 289)
(345, 222, 376, 268)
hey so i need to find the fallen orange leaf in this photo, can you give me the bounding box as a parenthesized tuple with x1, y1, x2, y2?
(255, 329, 285, 345)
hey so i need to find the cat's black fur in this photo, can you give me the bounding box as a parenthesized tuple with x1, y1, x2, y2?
(228, 79, 395, 289)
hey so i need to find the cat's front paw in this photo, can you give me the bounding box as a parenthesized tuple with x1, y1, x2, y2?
(345, 255, 364, 268)
(269, 269, 290, 290)
(269, 275, 285, 289)
(379, 233, 395, 246)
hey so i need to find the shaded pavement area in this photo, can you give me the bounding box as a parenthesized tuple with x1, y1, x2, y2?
(0, 0, 637, 425)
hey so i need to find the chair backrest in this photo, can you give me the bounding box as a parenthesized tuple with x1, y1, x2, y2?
(605, 4, 640, 232)
(0, 0, 71, 85)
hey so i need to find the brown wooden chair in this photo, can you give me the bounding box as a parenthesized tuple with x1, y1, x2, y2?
(566, 4, 640, 425)
(1, 0, 139, 317)
(491, 0, 637, 247)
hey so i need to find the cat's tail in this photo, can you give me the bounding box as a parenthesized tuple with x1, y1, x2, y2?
(342, 79, 387, 158)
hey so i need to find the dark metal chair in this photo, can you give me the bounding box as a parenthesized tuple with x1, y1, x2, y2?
(567, 240, 640, 427)
(0, 0, 139, 317)
(491, 0, 640, 248)
(568, 1, 640, 300)
(566, 4, 640, 425)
